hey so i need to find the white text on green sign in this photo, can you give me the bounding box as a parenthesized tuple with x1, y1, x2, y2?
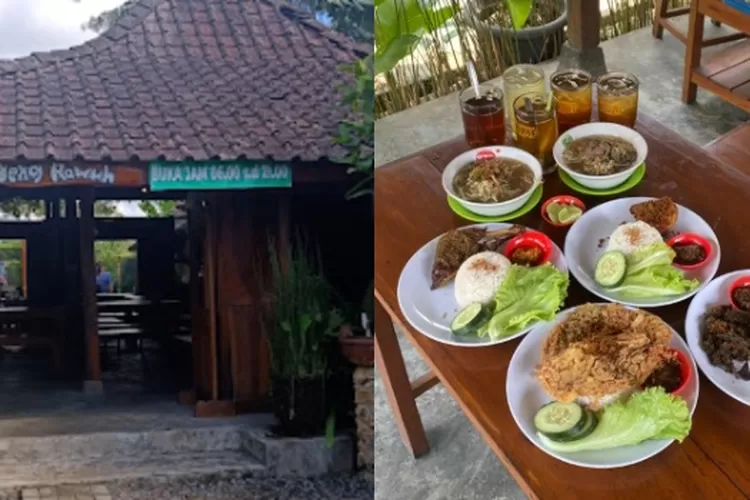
(149, 162, 292, 190)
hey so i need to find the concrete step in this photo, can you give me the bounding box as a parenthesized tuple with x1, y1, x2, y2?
(0, 425, 248, 462)
(0, 451, 265, 488)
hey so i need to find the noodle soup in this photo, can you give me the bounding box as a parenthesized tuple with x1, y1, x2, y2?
(452, 158, 535, 203)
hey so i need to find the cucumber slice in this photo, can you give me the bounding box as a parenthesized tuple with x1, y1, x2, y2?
(450, 303, 491, 336)
(533, 402, 587, 440)
(545, 409, 599, 442)
(595, 250, 627, 288)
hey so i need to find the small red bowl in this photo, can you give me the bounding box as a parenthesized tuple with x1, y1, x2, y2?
(669, 348, 692, 397)
(728, 275, 750, 312)
(643, 348, 692, 397)
(503, 231, 553, 266)
(540, 195, 586, 228)
(665, 233, 712, 270)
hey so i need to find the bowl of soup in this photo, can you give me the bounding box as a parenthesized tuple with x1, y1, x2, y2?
(552, 122, 648, 190)
(442, 146, 542, 216)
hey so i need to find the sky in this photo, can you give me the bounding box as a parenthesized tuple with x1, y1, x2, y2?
(0, 0, 127, 59)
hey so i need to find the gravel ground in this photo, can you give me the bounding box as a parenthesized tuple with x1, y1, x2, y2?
(107, 471, 374, 500)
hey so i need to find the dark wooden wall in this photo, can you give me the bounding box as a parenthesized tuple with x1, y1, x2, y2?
(189, 182, 373, 415)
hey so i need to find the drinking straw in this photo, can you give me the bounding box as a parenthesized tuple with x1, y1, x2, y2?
(466, 61, 481, 98)
(524, 97, 536, 126)
(545, 91, 554, 113)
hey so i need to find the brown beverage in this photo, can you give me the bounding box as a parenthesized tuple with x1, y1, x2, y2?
(513, 92, 558, 175)
(459, 84, 505, 147)
(597, 72, 639, 128)
(550, 69, 592, 134)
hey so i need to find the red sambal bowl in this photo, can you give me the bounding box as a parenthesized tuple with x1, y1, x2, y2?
(503, 231, 553, 267)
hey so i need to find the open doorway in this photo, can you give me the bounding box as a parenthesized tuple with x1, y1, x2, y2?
(0, 238, 26, 300)
(95, 239, 138, 294)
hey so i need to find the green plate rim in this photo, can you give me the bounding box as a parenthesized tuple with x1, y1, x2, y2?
(446, 184, 543, 223)
(558, 163, 646, 196)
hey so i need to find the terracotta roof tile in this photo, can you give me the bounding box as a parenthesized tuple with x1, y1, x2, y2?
(0, 0, 367, 163)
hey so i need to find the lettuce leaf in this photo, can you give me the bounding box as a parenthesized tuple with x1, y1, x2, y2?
(539, 387, 692, 453)
(479, 263, 568, 340)
(607, 242, 699, 298)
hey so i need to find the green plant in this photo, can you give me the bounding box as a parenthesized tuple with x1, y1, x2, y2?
(335, 56, 374, 200)
(375, 0, 457, 75)
(265, 236, 343, 380)
(374, 0, 688, 118)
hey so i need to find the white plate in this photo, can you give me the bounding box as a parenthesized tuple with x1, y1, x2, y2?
(685, 270, 750, 406)
(507, 304, 699, 469)
(564, 197, 720, 308)
(397, 223, 568, 347)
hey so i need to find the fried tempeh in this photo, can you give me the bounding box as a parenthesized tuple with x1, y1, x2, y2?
(629, 197, 678, 234)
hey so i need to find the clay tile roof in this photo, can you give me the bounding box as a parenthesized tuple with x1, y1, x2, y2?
(0, 0, 368, 163)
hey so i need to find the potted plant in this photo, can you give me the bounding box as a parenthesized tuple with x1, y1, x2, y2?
(264, 237, 342, 436)
(338, 281, 374, 367)
(470, 0, 567, 64)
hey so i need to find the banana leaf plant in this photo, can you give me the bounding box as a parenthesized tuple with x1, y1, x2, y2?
(505, 0, 533, 29)
(374, 0, 457, 75)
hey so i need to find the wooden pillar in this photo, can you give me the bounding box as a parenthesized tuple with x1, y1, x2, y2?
(79, 189, 102, 392)
(567, 0, 600, 50)
(277, 193, 291, 274)
(20, 239, 26, 298)
(556, 0, 607, 77)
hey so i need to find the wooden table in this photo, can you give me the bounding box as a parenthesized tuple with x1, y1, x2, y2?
(375, 113, 750, 499)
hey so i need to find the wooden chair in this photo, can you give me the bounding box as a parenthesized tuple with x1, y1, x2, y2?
(682, 0, 750, 112)
(653, 0, 744, 46)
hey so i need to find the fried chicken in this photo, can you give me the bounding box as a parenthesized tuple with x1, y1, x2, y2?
(535, 304, 672, 409)
(629, 197, 678, 234)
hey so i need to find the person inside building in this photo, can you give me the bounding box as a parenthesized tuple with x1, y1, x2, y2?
(95, 262, 114, 293)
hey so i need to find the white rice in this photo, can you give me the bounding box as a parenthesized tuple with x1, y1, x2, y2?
(606, 221, 663, 255)
(454, 251, 511, 309)
(576, 389, 634, 410)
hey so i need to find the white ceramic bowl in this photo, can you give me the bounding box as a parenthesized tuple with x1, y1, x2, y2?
(553, 122, 648, 190)
(442, 146, 542, 217)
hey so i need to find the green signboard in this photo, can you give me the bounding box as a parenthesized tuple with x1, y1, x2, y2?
(149, 161, 292, 191)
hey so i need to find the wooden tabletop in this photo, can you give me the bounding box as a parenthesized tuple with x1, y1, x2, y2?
(375, 113, 750, 499)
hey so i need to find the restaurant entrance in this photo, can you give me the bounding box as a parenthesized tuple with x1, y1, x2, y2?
(0, 170, 191, 405)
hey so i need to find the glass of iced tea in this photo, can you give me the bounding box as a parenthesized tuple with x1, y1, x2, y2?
(503, 64, 546, 138)
(597, 72, 639, 128)
(513, 92, 558, 175)
(550, 69, 592, 134)
(459, 84, 505, 148)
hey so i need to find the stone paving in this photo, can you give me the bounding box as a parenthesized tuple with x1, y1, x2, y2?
(20, 485, 110, 500)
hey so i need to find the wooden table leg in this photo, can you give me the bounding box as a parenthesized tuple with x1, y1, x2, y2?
(653, 0, 669, 39)
(682, 0, 705, 104)
(375, 298, 429, 458)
